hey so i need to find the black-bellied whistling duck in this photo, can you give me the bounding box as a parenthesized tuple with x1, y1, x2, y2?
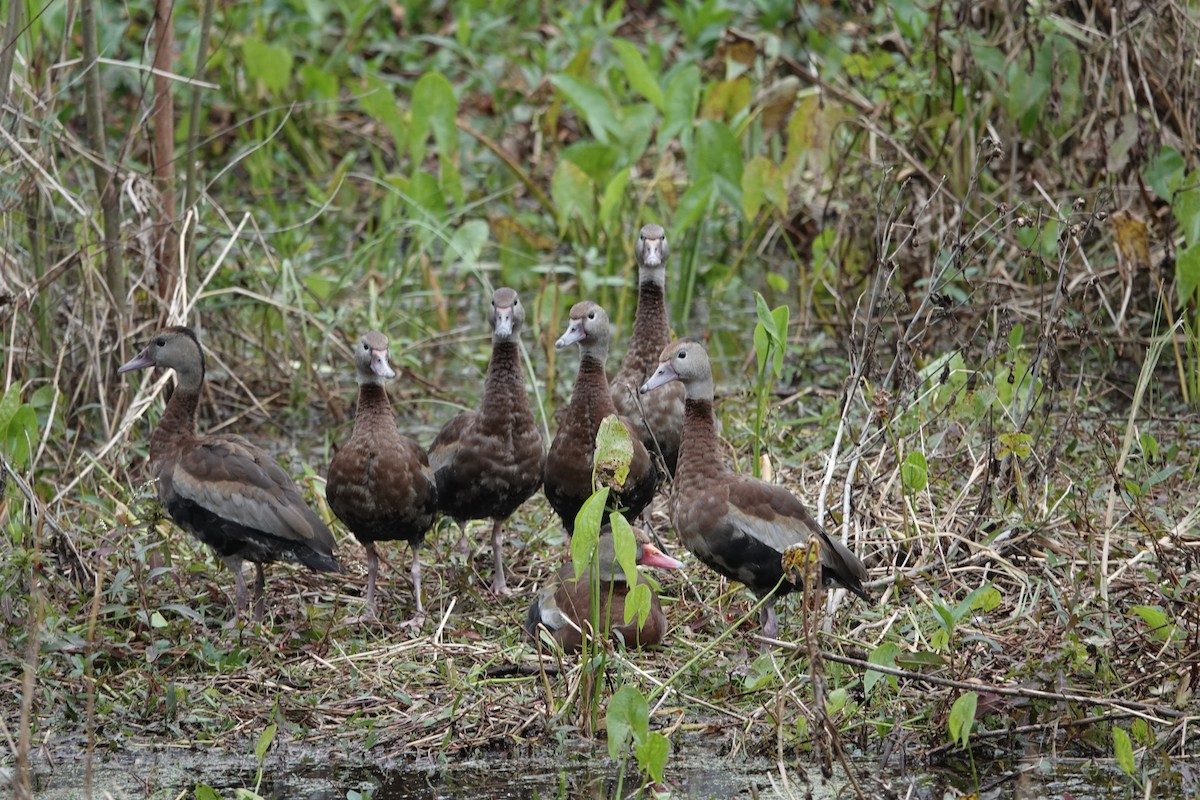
(524, 527, 683, 652)
(640, 340, 870, 639)
(429, 288, 546, 595)
(610, 224, 685, 476)
(118, 326, 340, 621)
(327, 331, 439, 621)
(544, 301, 660, 534)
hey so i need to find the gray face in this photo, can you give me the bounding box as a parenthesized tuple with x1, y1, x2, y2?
(640, 340, 713, 400)
(118, 328, 205, 387)
(555, 301, 610, 353)
(635, 224, 669, 270)
(490, 287, 524, 341)
(355, 331, 395, 381)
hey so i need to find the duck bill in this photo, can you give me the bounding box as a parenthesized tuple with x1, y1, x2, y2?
(492, 306, 515, 339)
(639, 544, 683, 570)
(639, 238, 665, 268)
(370, 348, 396, 379)
(639, 362, 678, 394)
(118, 349, 155, 373)
(555, 320, 585, 349)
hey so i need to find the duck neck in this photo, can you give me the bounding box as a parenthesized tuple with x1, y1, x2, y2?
(627, 282, 670, 374)
(677, 397, 725, 479)
(480, 340, 532, 418)
(568, 354, 615, 427)
(151, 381, 200, 462)
(353, 383, 397, 432)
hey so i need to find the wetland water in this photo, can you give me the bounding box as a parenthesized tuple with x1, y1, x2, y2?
(27, 743, 1157, 799)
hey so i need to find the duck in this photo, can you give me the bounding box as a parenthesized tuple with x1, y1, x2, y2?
(524, 526, 683, 652)
(118, 326, 340, 621)
(639, 340, 869, 639)
(326, 331, 439, 621)
(429, 288, 546, 595)
(610, 224, 685, 476)
(544, 301, 660, 534)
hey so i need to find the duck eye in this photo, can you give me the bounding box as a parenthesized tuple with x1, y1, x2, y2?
(155, 337, 166, 347)
(677, 351, 686, 359)
(587, 311, 596, 319)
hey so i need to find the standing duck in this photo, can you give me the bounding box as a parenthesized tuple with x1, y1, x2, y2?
(429, 288, 546, 595)
(610, 224, 685, 476)
(524, 527, 684, 652)
(640, 340, 869, 638)
(327, 331, 439, 621)
(118, 326, 340, 621)
(544, 301, 660, 534)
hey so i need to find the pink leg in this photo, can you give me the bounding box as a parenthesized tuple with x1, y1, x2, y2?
(252, 564, 266, 622)
(490, 518, 510, 595)
(364, 542, 379, 619)
(411, 543, 423, 614)
(760, 600, 779, 641)
(223, 556, 249, 621)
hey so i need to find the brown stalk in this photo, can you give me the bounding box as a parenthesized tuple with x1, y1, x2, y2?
(152, 0, 177, 301)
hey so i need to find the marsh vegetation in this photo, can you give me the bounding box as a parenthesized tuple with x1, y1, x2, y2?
(2, 0, 1198, 797)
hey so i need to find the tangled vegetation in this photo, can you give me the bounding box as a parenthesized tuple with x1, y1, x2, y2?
(1, 0, 1198, 797)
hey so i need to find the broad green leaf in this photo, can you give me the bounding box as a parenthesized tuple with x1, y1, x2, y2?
(446, 219, 489, 270)
(865, 642, 900, 697)
(150, 611, 168, 628)
(298, 63, 337, 100)
(660, 65, 701, 145)
(551, 74, 617, 143)
(635, 731, 670, 784)
(1129, 604, 1176, 642)
(595, 415, 634, 489)
(606, 686, 649, 759)
(754, 293, 775, 341)
(824, 687, 848, 716)
(753, 323, 769, 376)
(599, 169, 632, 231)
(613, 39, 664, 110)
(551, 160, 595, 237)
(896, 650, 947, 668)
(1, 403, 37, 470)
(674, 176, 713, 235)
(953, 583, 994, 622)
(1131, 718, 1151, 746)
(1144, 147, 1185, 202)
(405, 172, 445, 219)
(901, 450, 928, 492)
(571, 489, 608, 579)
(0, 385, 20, 431)
(1176, 241, 1200, 307)
(359, 77, 405, 154)
(242, 38, 292, 95)
(564, 141, 620, 184)
(971, 586, 1002, 613)
(1113, 726, 1135, 776)
(947, 692, 977, 748)
(1170, 172, 1200, 246)
(611, 513, 639, 592)
(1008, 322, 1025, 351)
(770, 305, 788, 376)
(194, 785, 221, 800)
(624, 582, 652, 627)
(693, 119, 742, 188)
(254, 722, 277, 762)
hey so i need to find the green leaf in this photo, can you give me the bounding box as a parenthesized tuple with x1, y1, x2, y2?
(1176, 241, 1200, 306)
(613, 39, 664, 110)
(599, 168, 631, 232)
(1008, 322, 1025, 351)
(901, 450, 928, 492)
(753, 322, 769, 376)
(241, 38, 293, 95)
(947, 691, 977, 748)
(660, 65, 701, 145)
(634, 731, 670, 784)
(606, 686, 649, 759)
(971, 586, 1002, 613)
(551, 160, 596, 238)
(551, 74, 617, 144)
(194, 785, 222, 800)
(595, 415, 634, 489)
(953, 583, 994, 622)
(770, 305, 789, 377)
(298, 63, 337, 100)
(254, 722, 277, 763)
(865, 642, 900, 697)
(446, 219, 489, 270)
(359, 77, 405, 155)
(0, 387, 37, 470)
(571, 489, 608, 579)
(624, 582, 652, 628)
(1171, 172, 1200, 246)
(741, 156, 787, 221)
(693, 120, 743, 204)
(1113, 726, 1135, 776)
(824, 687, 848, 716)
(674, 176, 714, 235)
(611, 514, 639, 591)
(1144, 147, 1185, 202)
(1130, 604, 1176, 642)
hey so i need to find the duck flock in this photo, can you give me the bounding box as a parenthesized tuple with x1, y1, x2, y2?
(119, 224, 871, 650)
